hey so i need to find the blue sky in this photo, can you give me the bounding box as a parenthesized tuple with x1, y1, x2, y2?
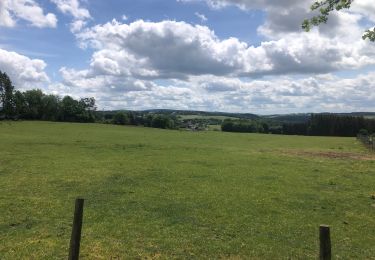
(1, 0, 375, 114)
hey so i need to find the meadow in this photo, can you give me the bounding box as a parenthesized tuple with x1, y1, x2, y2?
(0, 121, 374, 259)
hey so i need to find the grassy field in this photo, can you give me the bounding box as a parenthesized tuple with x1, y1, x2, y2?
(0, 121, 374, 259)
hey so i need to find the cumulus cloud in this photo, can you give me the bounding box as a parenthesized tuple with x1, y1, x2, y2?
(0, 0, 57, 28)
(48, 15, 375, 112)
(0, 48, 49, 88)
(51, 0, 91, 32)
(74, 19, 375, 80)
(76, 20, 253, 78)
(51, 0, 90, 19)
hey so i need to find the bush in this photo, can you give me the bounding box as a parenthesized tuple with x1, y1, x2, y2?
(359, 128, 369, 136)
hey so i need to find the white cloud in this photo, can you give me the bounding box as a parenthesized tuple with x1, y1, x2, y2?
(179, 73, 375, 113)
(0, 0, 57, 28)
(0, 1, 15, 27)
(56, 69, 375, 113)
(51, 0, 90, 19)
(195, 12, 208, 23)
(76, 20, 253, 78)
(70, 19, 87, 33)
(50, 0, 91, 32)
(0, 48, 49, 89)
(50, 16, 375, 112)
(75, 19, 375, 79)
(351, 0, 375, 23)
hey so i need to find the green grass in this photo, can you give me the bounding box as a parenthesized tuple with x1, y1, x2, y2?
(0, 121, 374, 259)
(207, 124, 221, 131)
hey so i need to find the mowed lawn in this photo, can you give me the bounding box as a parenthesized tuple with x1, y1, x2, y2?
(0, 121, 374, 259)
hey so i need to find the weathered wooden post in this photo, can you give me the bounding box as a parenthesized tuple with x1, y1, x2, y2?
(69, 198, 84, 260)
(319, 225, 331, 260)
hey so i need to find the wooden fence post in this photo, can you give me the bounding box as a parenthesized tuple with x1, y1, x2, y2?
(69, 198, 85, 260)
(319, 225, 331, 260)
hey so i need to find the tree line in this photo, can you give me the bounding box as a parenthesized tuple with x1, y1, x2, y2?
(221, 114, 375, 137)
(283, 114, 375, 137)
(221, 119, 268, 133)
(100, 111, 178, 130)
(0, 71, 180, 129)
(1, 71, 96, 122)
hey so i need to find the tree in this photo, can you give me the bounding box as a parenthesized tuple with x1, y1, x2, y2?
(13, 91, 27, 118)
(79, 97, 96, 112)
(112, 112, 129, 125)
(23, 89, 44, 119)
(303, 0, 375, 41)
(60, 95, 89, 122)
(0, 71, 15, 118)
(78, 97, 96, 122)
(41, 94, 60, 121)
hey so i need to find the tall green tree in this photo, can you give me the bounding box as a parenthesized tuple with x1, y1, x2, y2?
(13, 91, 27, 118)
(303, 0, 375, 41)
(41, 94, 60, 121)
(60, 96, 80, 122)
(23, 89, 44, 119)
(0, 71, 15, 118)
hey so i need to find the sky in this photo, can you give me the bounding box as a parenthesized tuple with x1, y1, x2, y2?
(1, 0, 375, 114)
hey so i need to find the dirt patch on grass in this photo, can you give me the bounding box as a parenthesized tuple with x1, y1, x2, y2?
(283, 150, 375, 161)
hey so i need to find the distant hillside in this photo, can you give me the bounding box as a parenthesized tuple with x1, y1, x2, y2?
(96, 109, 375, 123)
(143, 109, 259, 120)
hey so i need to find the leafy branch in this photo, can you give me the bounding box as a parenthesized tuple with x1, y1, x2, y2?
(302, 0, 375, 41)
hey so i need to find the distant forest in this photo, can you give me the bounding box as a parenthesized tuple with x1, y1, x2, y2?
(221, 114, 375, 137)
(1, 70, 375, 136)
